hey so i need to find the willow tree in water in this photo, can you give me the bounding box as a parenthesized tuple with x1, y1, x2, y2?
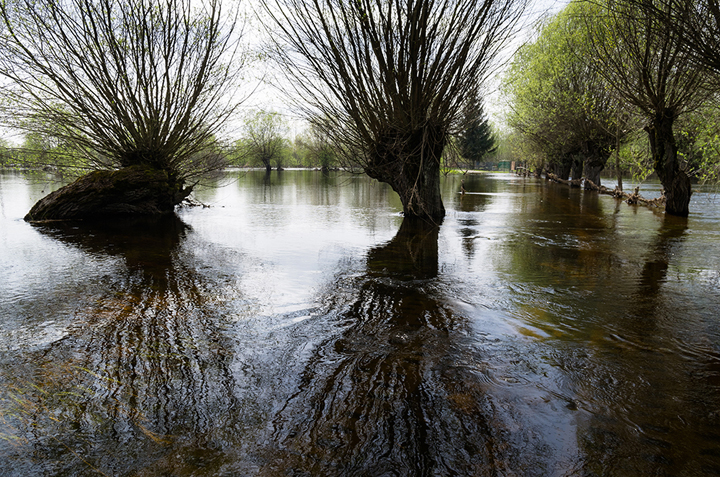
(0, 0, 246, 186)
(261, 0, 527, 221)
(585, 0, 709, 216)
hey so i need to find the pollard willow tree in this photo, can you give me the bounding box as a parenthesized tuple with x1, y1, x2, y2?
(0, 0, 247, 219)
(239, 110, 289, 172)
(261, 0, 527, 221)
(502, 1, 627, 186)
(585, 0, 709, 216)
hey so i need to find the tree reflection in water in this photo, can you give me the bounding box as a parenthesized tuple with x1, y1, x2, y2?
(3, 216, 244, 475)
(264, 218, 510, 476)
(635, 215, 688, 308)
(575, 216, 720, 476)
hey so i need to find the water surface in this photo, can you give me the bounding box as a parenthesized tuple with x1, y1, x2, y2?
(1, 170, 719, 475)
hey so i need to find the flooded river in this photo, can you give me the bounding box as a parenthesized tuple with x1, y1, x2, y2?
(1, 169, 719, 476)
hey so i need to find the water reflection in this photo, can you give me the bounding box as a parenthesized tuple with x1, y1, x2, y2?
(635, 216, 688, 304)
(2, 171, 719, 475)
(573, 215, 720, 475)
(264, 219, 506, 476)
(1, 216, 243, 475)
(454, 175, 497, 260)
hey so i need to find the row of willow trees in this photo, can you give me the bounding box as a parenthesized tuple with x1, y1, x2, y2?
(502, 0, 720, 216)
(0, 0, 522, 222)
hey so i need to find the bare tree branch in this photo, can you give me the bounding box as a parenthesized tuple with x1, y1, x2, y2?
(0, 0, 249, 183)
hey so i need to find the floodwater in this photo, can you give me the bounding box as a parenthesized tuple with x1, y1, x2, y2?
(1, 169, 719, 476)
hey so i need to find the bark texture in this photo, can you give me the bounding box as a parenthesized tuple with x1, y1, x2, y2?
(646, 109, 692, 217)
(364, 129, 446, 222)
(583, 150, 608, 190)
(25, 165, 192, 221)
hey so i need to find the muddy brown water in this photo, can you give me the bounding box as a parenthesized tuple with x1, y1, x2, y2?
(1, 169, 719, 476)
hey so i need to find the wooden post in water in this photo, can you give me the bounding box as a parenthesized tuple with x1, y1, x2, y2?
(616, 111, 623, 191)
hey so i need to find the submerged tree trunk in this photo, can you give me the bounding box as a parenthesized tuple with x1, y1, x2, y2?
(558, 156, 572, 181)
(571, 155, 584, 181)
(584, 162, 604, 189)
(364, 128, 446, 222)
(646, 109, 692, 217)
(584, 149, 610, 190)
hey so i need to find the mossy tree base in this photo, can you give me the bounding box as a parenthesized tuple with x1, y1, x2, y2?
(364, 129, 446, 223)
(24, 165, 192, 222)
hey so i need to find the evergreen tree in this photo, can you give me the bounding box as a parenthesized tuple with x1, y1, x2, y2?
(458, 94, 497, 167)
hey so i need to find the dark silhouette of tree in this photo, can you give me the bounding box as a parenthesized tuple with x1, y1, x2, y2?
(0, 0, 247, 185)
(585, 0, 710, 216)
(457, 92, 497, 169)
(261, 0, 528, 221)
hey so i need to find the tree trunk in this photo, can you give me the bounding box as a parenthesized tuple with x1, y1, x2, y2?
(584, 164, 602, 188)
(584, 150, 608, 190)
(25, 165, 191, 221)
(550, 163, 560, 177)
(646, 109, 692, 217)
(558, 156, 572, 181)
(365, 129, 446, 222)
(571, 155, 584, 181)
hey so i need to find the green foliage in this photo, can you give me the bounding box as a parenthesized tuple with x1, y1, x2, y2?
(615, 130, 654, 182)
(675, 101, 720, 183)
(300, 122, 339, 171)
(0, 131, 89, 176)
(502, 1, 623, 176)
(0, 138, 9, 167)
(290, 136, 310, 167)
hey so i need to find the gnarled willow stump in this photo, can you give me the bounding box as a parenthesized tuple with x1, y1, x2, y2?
(25, 165, 192, 221)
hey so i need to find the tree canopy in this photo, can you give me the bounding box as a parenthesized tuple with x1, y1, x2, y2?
(237, 110, 289, 172)
(585, 0, 709, 215)
(502, 1, 626, 186)
(0, 0, 247, 184)
(502, 0, 717, 216)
